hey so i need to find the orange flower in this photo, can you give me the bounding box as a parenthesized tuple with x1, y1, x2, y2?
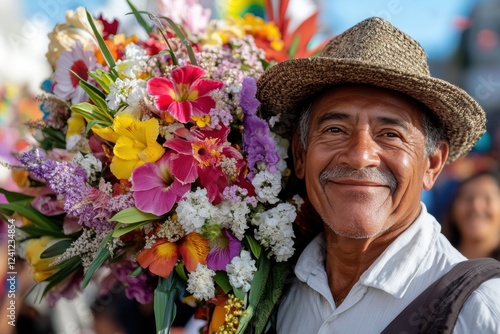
(208, 305, 226, 334)
(137, 232, 209, 278)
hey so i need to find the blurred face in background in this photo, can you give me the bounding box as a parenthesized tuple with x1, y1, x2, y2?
(451, 174, 500, 243)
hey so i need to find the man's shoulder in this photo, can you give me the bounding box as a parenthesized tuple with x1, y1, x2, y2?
(465, 277, 500, 310)
(456, 277, 500, 333)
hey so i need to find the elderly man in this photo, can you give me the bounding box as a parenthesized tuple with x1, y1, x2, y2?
(257, 17, 500, 333)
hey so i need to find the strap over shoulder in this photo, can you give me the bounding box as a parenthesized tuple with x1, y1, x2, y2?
(382, 257, 500, 334)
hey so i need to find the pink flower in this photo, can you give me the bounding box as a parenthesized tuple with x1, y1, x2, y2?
(131, 153, 191, 216)
(164, 126, 245, 203)
(54, 40, 96, 104)
(207, 229, 242, 271)
(147, 65, 223, 123)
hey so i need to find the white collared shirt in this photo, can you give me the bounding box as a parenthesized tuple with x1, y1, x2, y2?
(277, 203, 500, 333)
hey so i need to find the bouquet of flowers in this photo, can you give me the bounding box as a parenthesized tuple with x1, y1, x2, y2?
(1, 1, 325, 333)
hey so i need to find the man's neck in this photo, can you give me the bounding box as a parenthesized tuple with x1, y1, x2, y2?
(323, 222, 410, 306)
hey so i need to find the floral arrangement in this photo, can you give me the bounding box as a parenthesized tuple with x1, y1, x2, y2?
(0, 1, 324, 333)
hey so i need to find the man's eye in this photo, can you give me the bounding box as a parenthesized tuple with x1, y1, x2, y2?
(327, 127, 341, 133)
(383, 132, 399, 138)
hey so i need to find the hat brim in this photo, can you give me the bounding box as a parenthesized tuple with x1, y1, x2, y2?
(257, 57, 486, 162)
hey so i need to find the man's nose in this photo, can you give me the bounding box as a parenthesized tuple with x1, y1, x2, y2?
(339, 130, 381, 169)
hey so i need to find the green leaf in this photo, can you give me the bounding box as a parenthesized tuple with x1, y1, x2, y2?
(174, 262, 188, 281)
(154, 274, 183, 334)
(40, 239, 73, 258)
(77, 78, 110, 116)
(81, 247, 110, 289)
(18, 225, 68, 239)
(245, 235, 262, 259)
(214, 271, 232, 294)
(128, 266, 143, 277)
(85, 9, 118, 78)
(112, 221, 149, 237)
(0, 188, 34, 202)
(70, 102, 111, 124)
(40, 127, 66, 150)
(42, 256, 82, 298)
(88, 69, 114, 94)
(253, 261, 292, 334)
(0, 201, 59, 232)
(233, 287, 246, 301)
(287, 35, 300, 58)
(126, 0, 153, 34)
(110, 207, 161, 224)
(236, 254, 271, 334)
(249, 255, 270, 307)
(161, 16, 197, 66)
(86, 119, 109, 133)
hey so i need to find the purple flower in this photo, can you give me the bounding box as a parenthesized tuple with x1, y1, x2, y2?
(240, 80, 281, 178)
(46, 269, 83, 307)
(19, 150, 134, 230)
(18, 150, 89, 215)
(207, 229, 242, 271)
(240, 77, 260, 116)
(114, 262, 156, 304)
(31, 195, 65, 216)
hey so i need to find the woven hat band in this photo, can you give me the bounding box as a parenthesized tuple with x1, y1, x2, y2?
(320, 17, 430, 76)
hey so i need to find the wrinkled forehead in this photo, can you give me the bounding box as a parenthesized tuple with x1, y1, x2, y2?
(308, 83, 429, 124)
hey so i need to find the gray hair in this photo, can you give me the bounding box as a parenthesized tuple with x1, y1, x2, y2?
(297, 102, 446, 157)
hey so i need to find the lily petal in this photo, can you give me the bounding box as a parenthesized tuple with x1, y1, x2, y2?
(178, 232, 209, 272)
(137, 239, 179, 278)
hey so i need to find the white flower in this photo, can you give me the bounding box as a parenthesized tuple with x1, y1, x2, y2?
(292, 194, 305, 211)
(54, 40, 96, 104)
(176, 188, 217, 233)
(71, 152, 102, 183)
(226, 250, 257, 292)
(216, 200, 250, 240)
(186, 264, 216, 301)
(115, 43, 149, 78)
(252, 203, 296, 262)
(66, 134, 82, 151)
(106, 77, 147, 117)
(251, 170, 282, 204)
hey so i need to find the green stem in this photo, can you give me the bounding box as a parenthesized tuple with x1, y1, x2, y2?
(154, 273, 182, 334)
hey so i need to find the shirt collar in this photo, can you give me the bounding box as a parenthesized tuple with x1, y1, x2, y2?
(294, 203, 441, 299)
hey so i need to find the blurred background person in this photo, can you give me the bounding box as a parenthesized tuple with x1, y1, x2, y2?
(443, 170, 500, 260)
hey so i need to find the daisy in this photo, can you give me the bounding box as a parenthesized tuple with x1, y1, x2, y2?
(54, 40, 97, 104)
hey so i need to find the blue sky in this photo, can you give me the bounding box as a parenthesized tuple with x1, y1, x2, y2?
(319, 0, 481, 61)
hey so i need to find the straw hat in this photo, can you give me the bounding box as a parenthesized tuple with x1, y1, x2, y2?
(256, 17, 486, 162)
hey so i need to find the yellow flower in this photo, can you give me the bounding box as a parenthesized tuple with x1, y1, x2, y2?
(191, 115, 211, 128)
(240, 14, 283, 51)
(25, 237, 61, 282)
(201, 19, 246, 46)
(66, 112, 86, 138)
(92, 114, 165, 179)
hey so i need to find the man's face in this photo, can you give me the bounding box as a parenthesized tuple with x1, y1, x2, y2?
(293, 84, 448, 239)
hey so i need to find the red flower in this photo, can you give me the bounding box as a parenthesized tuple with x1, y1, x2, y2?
(147, 65, 223, 123)
(164, 126, 245, 203)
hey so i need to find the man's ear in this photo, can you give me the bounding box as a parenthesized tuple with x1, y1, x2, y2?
(292, 131, 306, 179)
(423, 140, 449, 190)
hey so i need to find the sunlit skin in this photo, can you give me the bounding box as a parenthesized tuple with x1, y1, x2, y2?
(292, 84, 449, 305)
(451, 174, 500, 259)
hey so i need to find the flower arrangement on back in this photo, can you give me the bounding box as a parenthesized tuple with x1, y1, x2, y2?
(0, 0, 325, 333)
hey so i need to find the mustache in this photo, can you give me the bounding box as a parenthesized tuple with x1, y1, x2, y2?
(319, 166, 397, 193)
